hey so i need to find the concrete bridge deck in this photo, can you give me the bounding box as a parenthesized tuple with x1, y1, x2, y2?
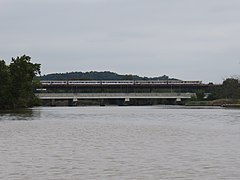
(36, 93, 195, 100)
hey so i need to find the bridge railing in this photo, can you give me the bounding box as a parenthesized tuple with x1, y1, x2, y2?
(35, 92, 195, 100)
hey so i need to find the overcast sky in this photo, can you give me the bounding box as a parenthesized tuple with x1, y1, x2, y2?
(1, 0, 240, 83)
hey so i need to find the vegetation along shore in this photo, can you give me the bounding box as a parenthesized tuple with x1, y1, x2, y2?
(1, 55, 240, 109)
(0, 55, 40, 109)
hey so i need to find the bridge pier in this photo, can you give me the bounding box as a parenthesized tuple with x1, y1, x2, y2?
(125, 98, 130, 102)
(73, 98, 78, 106)
(36, 93, 195, 106)
(176, 98, 181, 102)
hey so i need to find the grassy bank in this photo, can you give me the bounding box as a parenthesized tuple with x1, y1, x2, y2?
(186, 99, 240, 107)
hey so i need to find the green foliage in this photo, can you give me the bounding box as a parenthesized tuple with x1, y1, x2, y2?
(0, 55, 41, 109)
(188, 93, 197, 101)
(206, 92, 218, 101)
(41, 71, 178, 81)
(221, 78, 240, 99)
(122, 74, 134, 80)
(0, 60, 12, 109)
(188, 78, 240, 103)
(189, 90, 205, 102)
(196, 90, 205, 101)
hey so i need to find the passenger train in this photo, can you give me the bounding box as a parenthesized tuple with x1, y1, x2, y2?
(40, 80, 202, 86)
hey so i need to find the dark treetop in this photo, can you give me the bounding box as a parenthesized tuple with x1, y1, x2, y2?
(0, 55, 41, 109)
(40, 71, 178, 81)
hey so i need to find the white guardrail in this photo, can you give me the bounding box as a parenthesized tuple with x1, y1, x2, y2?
(35, 93, 195, 100)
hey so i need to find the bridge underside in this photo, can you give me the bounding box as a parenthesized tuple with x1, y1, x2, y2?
(35, 83, 216, 106)
(36, 93, 195, 106)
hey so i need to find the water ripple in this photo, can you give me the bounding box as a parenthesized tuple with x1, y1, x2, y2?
(0, 106, 240, 179)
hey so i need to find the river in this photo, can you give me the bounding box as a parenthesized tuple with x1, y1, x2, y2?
(0, 106, 240, 179)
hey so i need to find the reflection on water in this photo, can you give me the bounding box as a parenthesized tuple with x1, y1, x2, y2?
(0, 106, 240, 179)
(0, 109, 40, 121)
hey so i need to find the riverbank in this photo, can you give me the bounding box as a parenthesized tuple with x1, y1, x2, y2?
(186, 99, 240, 108)
(2, 99, 239, 109)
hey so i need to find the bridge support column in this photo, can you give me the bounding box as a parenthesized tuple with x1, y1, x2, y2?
(176, 98, 181, 102)
(73, 98, 78, 106)
(125, 98, 130, 102)
(68, 98, 78, 106)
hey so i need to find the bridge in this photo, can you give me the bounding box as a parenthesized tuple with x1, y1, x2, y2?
(36, 80, 214, 105)
(36, 92, 195, 100)
(35, 92, 195, 106)
(37, 80, 213, 94)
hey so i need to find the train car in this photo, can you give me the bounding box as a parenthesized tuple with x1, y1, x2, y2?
(40, 81, 51, 85)
(40, 80, 68, 85)
(134, 80, 160, 85)
(101, 80, 134, 85)
(68, 80, 101, 85)
(167, 80, 183, 84)
(180, 81, 202, 85)
(40, 80, 202, 86)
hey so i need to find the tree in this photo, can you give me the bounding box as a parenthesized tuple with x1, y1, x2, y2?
(221, 78, 240, 99)
(8, 55, 41, 108)
(195, 90, 205, 101)
(0, 60, 12, 109)
(122, 74, 133, 80)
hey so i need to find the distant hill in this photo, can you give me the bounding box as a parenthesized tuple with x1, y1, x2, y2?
(40, 71, 179, 81)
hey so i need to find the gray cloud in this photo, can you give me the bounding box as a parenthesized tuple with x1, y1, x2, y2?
(1, 0, 240, 83)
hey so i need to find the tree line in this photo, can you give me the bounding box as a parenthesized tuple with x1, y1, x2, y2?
(40, 71, 177, 81)
(192, 78, 240, 102)
(0, 55, 41, 109)
(211, 78, 240, 99)
(0, 55, 239, 109)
